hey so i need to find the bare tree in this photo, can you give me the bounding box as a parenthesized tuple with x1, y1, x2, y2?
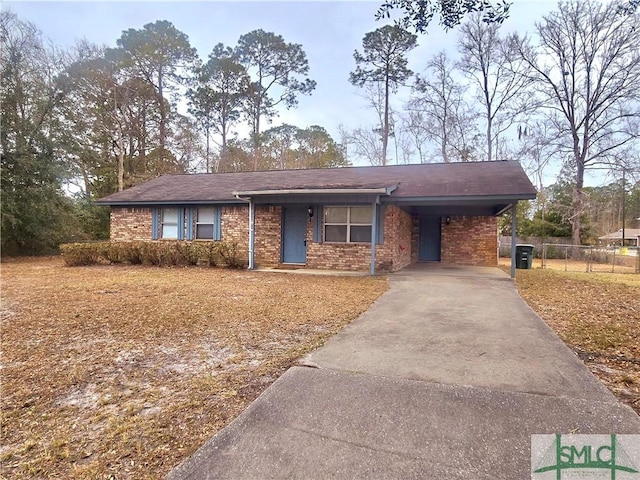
(341, 84, 387, 166)
(339, 124, 385, 166)
(458, 13, 531, 161)
(515, 121, 561, 191)
(514, 0, 640, 244)
(391, 118, 415, 164)
(409, 51, 479, 162)
(400, 109, 430, 163)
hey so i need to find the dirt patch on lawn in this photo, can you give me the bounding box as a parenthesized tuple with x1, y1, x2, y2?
(0, 258, 388, 479)
(508, 267, 640, 415)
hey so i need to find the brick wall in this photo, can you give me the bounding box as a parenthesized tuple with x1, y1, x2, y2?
(110, 204, 414, 272)
(220, 206, 249, 264)
(109, 206, 497, 270)
(391, 206, 413, 270)
(254, 206, 282, 267)
(110, 207, 153, 241)
(441, 216, 498, 266)
(306, 205, 413, 272)
(111, 205, 251, 260)
(376, 205, 412, 271)
(219, 205, 282, 267)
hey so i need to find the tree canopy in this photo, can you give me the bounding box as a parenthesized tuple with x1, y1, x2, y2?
(349, 25, 417, 165)
(376, 0, 512, 32)
(2, 2, 640, 255)
(235, 29, 316, 169)
(1, 12, 97, 254)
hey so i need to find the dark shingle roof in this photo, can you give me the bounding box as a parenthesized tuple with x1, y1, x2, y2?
(95, 161, 536, 205)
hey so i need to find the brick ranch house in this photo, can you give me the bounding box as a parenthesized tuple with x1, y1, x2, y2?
(96, 161, 536, 275)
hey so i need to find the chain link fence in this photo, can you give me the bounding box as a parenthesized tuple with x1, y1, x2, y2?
(498, 236, 571, 258)
(540, 244, 640, 274)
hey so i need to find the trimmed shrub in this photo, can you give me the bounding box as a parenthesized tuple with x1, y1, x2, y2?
(216, 242, 244, 268)
(60, 243, 102, 266)
(121, 242, 144, 265)
(60, 241, 243, 269)
(99, 242, 124, 264)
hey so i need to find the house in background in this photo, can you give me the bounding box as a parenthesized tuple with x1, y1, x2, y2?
(96, 161, 536, 275)
(598, 228, 640, 247)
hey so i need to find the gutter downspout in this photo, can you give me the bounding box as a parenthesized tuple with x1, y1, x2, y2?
(235, 195, 255, 270)
(370, 195, 380, 276)
(511, 202, 517, 279)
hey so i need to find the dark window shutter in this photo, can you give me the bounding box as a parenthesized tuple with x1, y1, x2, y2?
(152, 208, 160, 240)
(313, 206, 323, 243)
(186, 208, 194, 240)
(177, 209, 185, 240)
(214, 207, 222, 240)
(376, 205, 384, 244)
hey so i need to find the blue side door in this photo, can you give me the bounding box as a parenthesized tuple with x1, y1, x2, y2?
(419, 217, 441, 262)
(282, 207, 307, 264)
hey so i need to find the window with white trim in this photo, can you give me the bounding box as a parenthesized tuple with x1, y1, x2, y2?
(161, 208, 179, 239)
(324, 206, 372, 243)
(195, 207, 216, 240)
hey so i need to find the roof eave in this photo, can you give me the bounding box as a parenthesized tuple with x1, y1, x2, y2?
(232, 186, 396, 197)
(94, 199, 245, 206)
(384, 193, 537, 204)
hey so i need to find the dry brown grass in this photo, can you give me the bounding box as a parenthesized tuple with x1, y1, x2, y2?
(0, 257, 388, 479)
(505, 266, 640, 415)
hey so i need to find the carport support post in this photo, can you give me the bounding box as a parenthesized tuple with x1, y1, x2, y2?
(370, 197, 379, 276)
(510, 202, 517, 279)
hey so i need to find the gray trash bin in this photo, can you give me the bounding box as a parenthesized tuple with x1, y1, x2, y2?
(515, 244, 534, 269)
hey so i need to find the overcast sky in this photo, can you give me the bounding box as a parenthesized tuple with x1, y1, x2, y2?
(6, 0, 592, 183)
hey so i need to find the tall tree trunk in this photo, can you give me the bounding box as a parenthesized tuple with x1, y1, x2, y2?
(486, 114, 492, 162)
(114, 91, 124, 192)
(253, 100, 261, 171)
(441, 117, 449, 163)
(80, 168, 92, 198)
(220, 119, 227, 174)
(140, 105, 147, 167)
(117, 139, 124, 191)
(205, 125, 211, 173)
(382, 72, 389, 166)
(571, 160, 584, 246)
(158, 68, 166, 161)
(483, 65, 492, 162)
(128, 137, 135, 175)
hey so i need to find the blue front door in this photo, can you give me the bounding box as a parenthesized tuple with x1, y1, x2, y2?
(282, 207, 307, 264)
(419, 217, 441, 261)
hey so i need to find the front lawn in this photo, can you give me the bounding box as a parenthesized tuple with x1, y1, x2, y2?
(510, 267, 639, 414)
(0, 258, 387, 479)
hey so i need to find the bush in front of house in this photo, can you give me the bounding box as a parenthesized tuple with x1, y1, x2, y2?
(60, 241, 244, 268)
(59, 242, 103, 266)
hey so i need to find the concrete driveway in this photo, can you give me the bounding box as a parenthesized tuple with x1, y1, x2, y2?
(168, 265, 640, 480)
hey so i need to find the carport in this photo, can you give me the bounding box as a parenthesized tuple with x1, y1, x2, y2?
(237, 162, 537, 276)
(390, 196, 530, 278)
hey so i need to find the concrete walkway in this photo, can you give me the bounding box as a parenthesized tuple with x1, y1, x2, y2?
(168, 265, 640, 480)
